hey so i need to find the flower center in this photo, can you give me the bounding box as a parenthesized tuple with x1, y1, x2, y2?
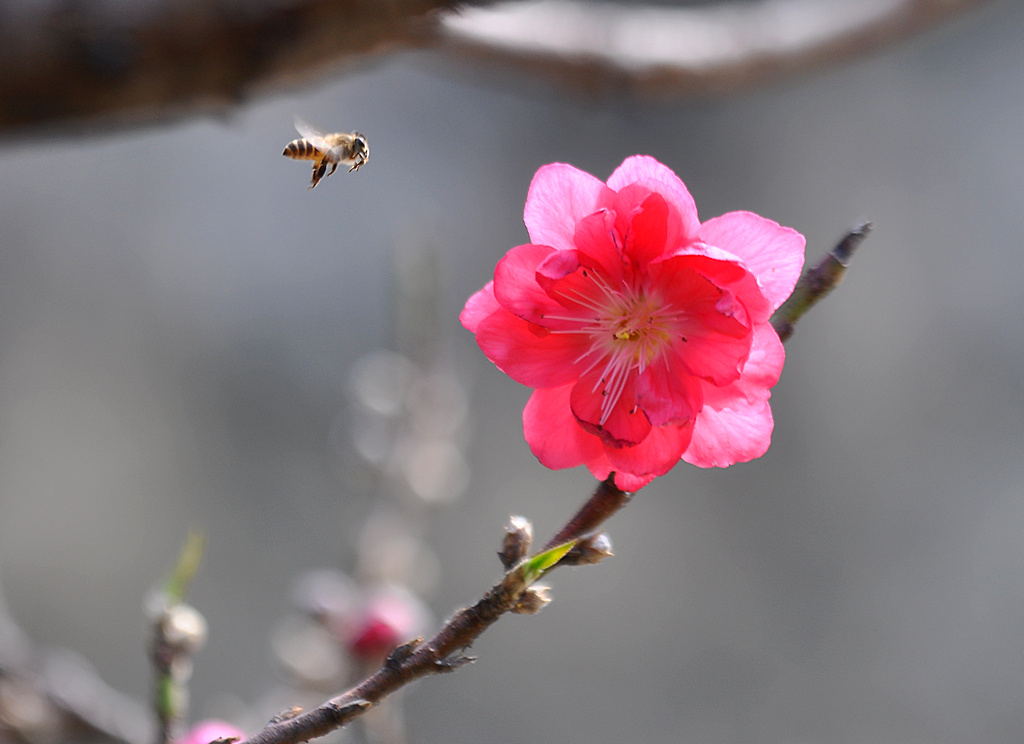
(546, 268, 683, 425)
(609, 294, 674, 361)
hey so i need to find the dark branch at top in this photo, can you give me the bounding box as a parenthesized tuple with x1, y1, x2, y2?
(0, 0, 478, 136)
(0, 0, 993, 136)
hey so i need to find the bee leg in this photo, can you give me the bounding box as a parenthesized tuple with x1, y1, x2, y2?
(310, 160, 327, 189)
(327, 162, 339, 178)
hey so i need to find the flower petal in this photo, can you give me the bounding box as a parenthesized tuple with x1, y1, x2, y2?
(581, 427, 690, 491)
(578, 450, 664, 493)
(474, 306, 585, 388)
(623, 193, 669, 270)
(459, 282, 498, 333)
(636, 358, 703, 427)
(652, 260, 753, 385)
(570, 367, 651, 447)
(682, 395, 775, 468)
(702, 322, 785, 407)
(604, 422, 692, 480)
(524, 385, 604, 469)
(700, 211, 805, 311)
(572, 210, 629, 286)
(607, 155, 700, 245)
(524, 163, 612, 252)
(681, 323, 783, 466)
(492, 244, 564, 324)
(669, 251, 771, 325)
(609, 470, 657, 492)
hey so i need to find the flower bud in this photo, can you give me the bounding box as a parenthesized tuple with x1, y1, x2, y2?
(512, 585, 552, 615)
(498, 515, 533, 569)
(561, 533, 614, 566)
(161, 603, 208, 655)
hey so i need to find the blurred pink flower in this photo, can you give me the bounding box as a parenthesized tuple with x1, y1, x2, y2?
(179, 720, 245, 744)
(345, 584, 429, 662)
(461, 156, 805, 491)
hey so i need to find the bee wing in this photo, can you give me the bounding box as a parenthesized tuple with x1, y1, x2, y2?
(293, 117, 333, 154)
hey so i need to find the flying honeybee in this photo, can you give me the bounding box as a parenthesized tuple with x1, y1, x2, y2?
(282, 118, 369, 189)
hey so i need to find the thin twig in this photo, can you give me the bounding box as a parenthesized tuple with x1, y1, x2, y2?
(231, 224, 871, 744)
(771, 222, 872, 342)
(542, 476, 631, 552)
(240, 524, 595, 744)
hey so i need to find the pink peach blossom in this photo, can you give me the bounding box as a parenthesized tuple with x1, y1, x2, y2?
(462, 156, 804, 491)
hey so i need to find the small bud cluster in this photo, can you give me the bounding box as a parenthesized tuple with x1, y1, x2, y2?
(496, 516, 614, 616)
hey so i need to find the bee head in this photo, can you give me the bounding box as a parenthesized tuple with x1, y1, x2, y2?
(351, 134, 369, 169)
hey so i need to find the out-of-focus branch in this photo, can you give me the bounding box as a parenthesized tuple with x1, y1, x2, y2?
(149, 532, 207, 744)
(0, 0, 995, 135)
(0, 0, 484, 136)
(439, 0, 994, 97)
(0, 580, 152, 744)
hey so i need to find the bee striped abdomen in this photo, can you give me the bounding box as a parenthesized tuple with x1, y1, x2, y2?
(283, 139, 320, 160)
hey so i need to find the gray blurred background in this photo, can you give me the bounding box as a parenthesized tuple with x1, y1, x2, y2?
(2, 1, 1024, 742)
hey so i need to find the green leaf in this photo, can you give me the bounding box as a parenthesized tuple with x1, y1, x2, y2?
(521, 540, 576, 585)
(164, 530, 206, 603)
